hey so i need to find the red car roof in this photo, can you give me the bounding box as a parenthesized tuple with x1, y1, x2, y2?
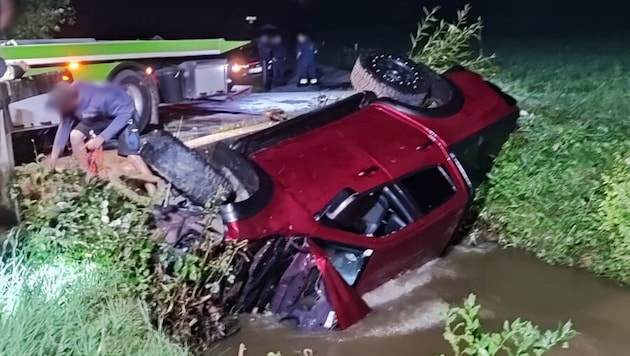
(251, 105, 440, 215)
(241, 68, 517, 222)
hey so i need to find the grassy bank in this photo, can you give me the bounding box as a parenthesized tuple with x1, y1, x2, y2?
(481, 38, 630, 282)
(6, 163, 242, 353)
(0, 246, 188, 355)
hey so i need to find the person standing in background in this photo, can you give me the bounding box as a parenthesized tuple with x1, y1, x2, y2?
(270, 34, 287, 87)
(296, 31, 318, 86)
(256, 33, 273, 90)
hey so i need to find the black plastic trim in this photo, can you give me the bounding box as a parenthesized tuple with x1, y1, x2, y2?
(449, 109, 519, 189)
(220, 159, 275, 224)
(231, 93, 367, 156)
(485, 80, 517, 106)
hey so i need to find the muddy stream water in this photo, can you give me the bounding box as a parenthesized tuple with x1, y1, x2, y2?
(216, 244, 630, 356)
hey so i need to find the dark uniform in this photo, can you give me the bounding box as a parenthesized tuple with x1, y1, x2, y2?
(271, 38, 287, 87)
(296, 37, 318, 85)
(256, 36, 273, 90)
(51, 82, 141, 158)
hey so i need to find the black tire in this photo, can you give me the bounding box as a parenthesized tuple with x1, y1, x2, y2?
(350, 53, 431, 106)
(140, 130, 233, 206)
(112, 69, 159, 132)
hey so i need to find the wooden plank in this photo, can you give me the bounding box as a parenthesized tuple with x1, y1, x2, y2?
(184, 121, 277, 149)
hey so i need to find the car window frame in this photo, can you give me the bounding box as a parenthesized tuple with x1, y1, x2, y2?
(316, 164, 458, 239)
(394, 164, 457, 218)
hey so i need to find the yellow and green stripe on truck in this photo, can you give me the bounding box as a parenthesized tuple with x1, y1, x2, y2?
(0, 38, 248, 81)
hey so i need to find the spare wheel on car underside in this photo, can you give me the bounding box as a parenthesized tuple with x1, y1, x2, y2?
(350, 53, 433, 107)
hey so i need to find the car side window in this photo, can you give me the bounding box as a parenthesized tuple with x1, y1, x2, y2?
(320, 185, 418, 238)
(324, 192, 382, 236)
(319, 166, 456, 238)
(398, 166, 455, 215)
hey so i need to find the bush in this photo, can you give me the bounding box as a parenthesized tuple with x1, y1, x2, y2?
(8, 163, 245, 350)
(9, 163, 155, 296)
(441, 294, 576, 356)
(409, 4, 496, 75)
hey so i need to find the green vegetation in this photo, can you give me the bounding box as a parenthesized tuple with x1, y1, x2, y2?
(408, 2, 630, 288)
(440, 294, 576, 356)
(480, 39, 630, 283)
(11, 0, 75, 38)
(0, 245, 188, 355)
(409, 4, 496, 75)
(7, 162, 243, 353)
(10, 162, 155, 295)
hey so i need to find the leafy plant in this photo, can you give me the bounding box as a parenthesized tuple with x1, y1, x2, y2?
(9, 162, 156, 296)
(441, 294, 577, 356)
(151, 222, 247, 352)
(8, 163, 247, 350)
(10, 0, 75, 39)
(409, 5, 497, 75)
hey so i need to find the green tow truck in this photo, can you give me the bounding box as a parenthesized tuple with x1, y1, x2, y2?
(0, 38, 249, 131)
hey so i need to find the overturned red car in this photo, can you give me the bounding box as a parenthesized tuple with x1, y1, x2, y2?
(142, 54, 519, 331)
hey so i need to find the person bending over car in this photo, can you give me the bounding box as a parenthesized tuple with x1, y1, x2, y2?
(46, 81, 157, 195)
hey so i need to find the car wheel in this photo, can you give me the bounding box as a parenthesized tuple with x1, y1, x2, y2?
(140, 130, 233, 206)
(112, 69, 159, 132)
(350, 53, 432, 107)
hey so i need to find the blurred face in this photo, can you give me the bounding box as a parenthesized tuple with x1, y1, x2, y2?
(297, 34, 307, 43)
(59, 95, 80, 116)
(49, 83, 80, 116)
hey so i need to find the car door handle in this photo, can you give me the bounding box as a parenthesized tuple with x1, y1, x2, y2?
(358, 166, 379, 177)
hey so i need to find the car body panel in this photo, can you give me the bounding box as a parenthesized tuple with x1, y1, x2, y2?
(217, 67, 519, 330)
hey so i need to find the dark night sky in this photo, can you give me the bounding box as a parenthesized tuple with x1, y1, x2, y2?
(59, 0, 630, 44)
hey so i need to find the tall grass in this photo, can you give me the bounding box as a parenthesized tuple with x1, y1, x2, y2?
(481, 39, 630, 283)
(0, 240, 189, 356)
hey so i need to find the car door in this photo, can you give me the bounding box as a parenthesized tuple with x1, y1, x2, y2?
(311, 163, 469, 294)
(354, 163, 468, 293)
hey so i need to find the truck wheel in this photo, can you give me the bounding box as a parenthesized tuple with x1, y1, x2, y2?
(140, 130, 233, 206)
(112, 69, 159, 132)
(350, 54, 431, 107)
